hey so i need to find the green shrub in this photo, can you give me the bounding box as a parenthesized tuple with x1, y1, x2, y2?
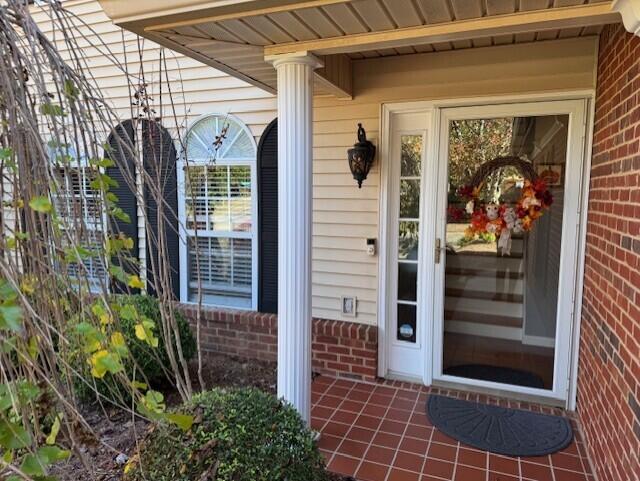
(126, 388, 328, 481)
(74, 294, 196, 402)
(111, 294, 196, 382)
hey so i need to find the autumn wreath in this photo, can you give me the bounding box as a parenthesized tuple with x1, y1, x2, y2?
(454, 156, 553, 256)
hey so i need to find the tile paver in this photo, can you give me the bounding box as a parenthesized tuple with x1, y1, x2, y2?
(313, 376, 594, 481)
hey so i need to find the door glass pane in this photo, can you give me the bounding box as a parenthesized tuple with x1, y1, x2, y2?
(397, 304, 417, 343)
(442, 115, 569, 390)
(395, 134, 422, 343)
(398, 262, 418, 302)
(400, 179, 421, 218)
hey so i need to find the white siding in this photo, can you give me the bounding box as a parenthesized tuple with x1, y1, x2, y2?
(30, 0, 276, 143)
(30, 1, 598, 326)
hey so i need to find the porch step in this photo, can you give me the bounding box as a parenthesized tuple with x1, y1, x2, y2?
(445, 288, 523, 303)
(446, 253, 523, 271)
(445, 296, 523, 318)
(444, 320, 523, 341)
(444, 310, 523, 328)
(445, 274, 524, 296)
(446, 267, 524, 280)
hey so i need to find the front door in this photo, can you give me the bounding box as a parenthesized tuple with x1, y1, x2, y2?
(385, 99, 588, 403)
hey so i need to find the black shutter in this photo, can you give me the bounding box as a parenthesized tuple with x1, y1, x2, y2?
(142, 120, 180, 299)
(105, 120, 139, 293)
(257, 118, 278, 313)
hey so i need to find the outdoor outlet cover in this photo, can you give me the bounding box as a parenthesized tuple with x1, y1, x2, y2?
(341, 296, 357, 317)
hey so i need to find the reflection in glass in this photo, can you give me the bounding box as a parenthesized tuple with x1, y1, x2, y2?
(398, 262, 418, 302)
(397, 304, 417, 343)
(398, 221, 419, 260)
(400, 179, 420, 218)
(442, 114, 569, 390)
(400, 135, 422, 176)
(396, 134, 422, 344)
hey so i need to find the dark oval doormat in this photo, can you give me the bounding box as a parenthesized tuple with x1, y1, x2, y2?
(427, 395, 573, 457)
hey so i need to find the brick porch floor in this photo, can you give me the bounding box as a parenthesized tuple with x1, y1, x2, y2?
(311, 376, 595, 481)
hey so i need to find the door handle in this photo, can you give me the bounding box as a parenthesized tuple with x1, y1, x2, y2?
(435, 238, 445, 264)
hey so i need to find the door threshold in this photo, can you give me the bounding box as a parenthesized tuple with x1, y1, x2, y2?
(432, 379, 566, 409)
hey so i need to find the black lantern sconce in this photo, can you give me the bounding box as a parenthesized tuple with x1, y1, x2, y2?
(348, 123, 376, 188)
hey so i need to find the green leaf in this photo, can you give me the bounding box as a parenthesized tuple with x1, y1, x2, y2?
(109, 206, 131, 223)
(0, 419, 31, 449)
(89, 157, 115, 168)
(89, 173, 118, 191)
(75, 322, 105, 353)
(119, 304, 138, 321)
(108, 266, 128, 284)
(37, 445, 71, 464)
(17, 380, 40, 402)
(90, 350, 123, 378)
(63, 79, 79, 100)
(165, 413, 194, 432)
(0, 384, 14, 411)
(21, 453, 45, 476)
(0, 280, 18, 302)
(29, 196, 53, 214)
(39, 103, 65, 117)
(131, 380, 148, 391)
(0, 147, 12, 160)
(64, 246, 93, 263)
(0, 304, 23, 332)
(138, 390, 165, 417)
(110, 331, 129, 358)
(0, 336, 16, 353)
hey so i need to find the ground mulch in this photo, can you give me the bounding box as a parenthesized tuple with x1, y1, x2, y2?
(50, 353, 350, 481)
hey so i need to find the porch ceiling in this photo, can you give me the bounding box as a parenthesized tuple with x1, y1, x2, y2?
(99, 0, 622, 98)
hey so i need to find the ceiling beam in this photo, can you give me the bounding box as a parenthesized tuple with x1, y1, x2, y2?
(263, 2, 621, 56)
(315, 54, 353, 99)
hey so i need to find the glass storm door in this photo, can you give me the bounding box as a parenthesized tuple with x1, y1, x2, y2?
(432, 100, 587, 401)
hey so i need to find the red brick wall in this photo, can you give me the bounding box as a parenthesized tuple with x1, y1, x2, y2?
(178, 304, 378, 382)
(578, 23, 640, 481)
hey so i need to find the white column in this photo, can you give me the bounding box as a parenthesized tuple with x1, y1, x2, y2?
(613, 0, 640, 37)
(267, 52, 322, 423)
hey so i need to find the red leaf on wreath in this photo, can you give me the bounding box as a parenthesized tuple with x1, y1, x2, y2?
(458, 185, 475, 199)
(447, 206, 465, 222)
(533, 179, 547, 192)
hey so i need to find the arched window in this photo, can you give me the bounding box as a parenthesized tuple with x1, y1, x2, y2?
(179, 114, 257, 309)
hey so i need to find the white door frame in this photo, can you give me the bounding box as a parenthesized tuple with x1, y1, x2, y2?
(378, 91, 594, 409)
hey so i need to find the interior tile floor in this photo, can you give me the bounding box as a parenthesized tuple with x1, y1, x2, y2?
(312, 376, 594, 481)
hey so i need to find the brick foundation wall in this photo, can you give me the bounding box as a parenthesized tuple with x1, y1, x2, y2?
(578, 23, 640, 481)
(178, 304, 378, 381)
